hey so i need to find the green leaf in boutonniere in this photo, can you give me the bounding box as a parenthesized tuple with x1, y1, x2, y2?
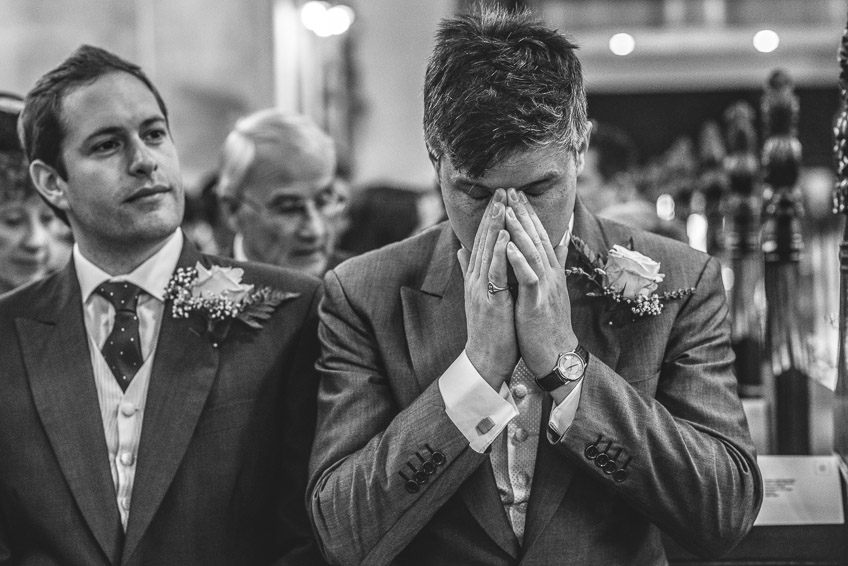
(164, 262, 300, 342)
(565, 235, 694, 320)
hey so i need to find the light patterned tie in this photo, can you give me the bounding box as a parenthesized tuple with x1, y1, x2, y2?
(491, 358, 542, 543)
(95, 281, 144, 392)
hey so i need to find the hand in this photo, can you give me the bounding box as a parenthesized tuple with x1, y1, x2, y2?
(503, 188, 577, 379)
(457, 189, 519, 391)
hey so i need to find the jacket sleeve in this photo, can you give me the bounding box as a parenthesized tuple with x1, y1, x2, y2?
(306, 270, 486, 566)
(555, 255, 763, 558)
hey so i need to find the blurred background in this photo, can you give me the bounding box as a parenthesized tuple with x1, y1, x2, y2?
(1, 0, 847, 458)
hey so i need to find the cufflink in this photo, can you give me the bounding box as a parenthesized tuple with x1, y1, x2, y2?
(476, 417, 495, 435)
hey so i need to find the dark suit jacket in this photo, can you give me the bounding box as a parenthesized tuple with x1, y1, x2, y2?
(308, 200, 763, 565)
(0, 239, 327, 566)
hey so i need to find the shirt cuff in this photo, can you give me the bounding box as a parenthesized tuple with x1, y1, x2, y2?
(439, 350, 518, 453)
(546, 379, 584, 443)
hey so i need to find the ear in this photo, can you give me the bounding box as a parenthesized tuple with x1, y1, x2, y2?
(427, 147, 442, 181)
(574, 121, 593, 176)
(219, 196, 245, 235)
(30, 160, 71, 213)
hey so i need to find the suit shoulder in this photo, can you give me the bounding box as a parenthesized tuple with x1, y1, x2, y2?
(332, 222, 446, 285)
(0, 271, 63, 318)
(200, 253, 322, 297)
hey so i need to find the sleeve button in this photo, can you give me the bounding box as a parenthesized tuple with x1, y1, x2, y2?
(431, 451, 446, 466)
(612, 469, 628, 483)
(405, 480, 420, 494)
(602, 461, 617, 474)
(422, 461, 436, 475)
(594, 453, 610, 467)
(413, 471, 429, 484)
(584, 445, 599, 460)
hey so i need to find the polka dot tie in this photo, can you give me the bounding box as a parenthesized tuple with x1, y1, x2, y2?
(95, 281, 143, 392)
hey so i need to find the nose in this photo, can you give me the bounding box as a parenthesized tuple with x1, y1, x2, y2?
(296, 201, 327, 240)
(128, 138, 158, 177)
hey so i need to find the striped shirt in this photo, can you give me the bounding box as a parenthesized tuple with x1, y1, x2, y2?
(73, 230, 183, 529)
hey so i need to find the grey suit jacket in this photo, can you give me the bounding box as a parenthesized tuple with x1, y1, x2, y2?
(308, 200, 762, 565)
(0, 238, 327, 566)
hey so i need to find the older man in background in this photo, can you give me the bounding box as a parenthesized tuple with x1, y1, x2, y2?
(216, 109, 346, 278)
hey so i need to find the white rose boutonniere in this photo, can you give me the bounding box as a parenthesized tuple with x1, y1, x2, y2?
(194, 264, 254, 302)
(565, 236, 694, 319)
(603, 245, 665, 299)
(164, 261, 300, 344)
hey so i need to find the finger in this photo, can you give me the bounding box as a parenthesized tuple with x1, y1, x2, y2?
(479, 200, 506, 280)
(488, 230, 510, 290)
(469, 197, 496, 275)
(507, 189, 549, 268)
(505, 205, 546, 280)
(506, 241, 540, 292)
(457, 247, 470, 277)
(520, 192, 558, 267)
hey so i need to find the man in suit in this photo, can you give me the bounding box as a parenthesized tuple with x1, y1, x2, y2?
(215, 109, 348, 278)
(307, 7, 762, 565)
(0, 45, 326, 566)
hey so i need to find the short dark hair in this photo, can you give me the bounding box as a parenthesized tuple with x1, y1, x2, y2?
(423, 6, 589, 178)
(18, 44, 168, 180)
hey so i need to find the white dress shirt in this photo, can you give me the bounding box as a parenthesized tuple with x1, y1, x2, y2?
(73, 229, 183, 529)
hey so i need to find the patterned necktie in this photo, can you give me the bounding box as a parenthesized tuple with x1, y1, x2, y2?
(491, 358, 542, 544)
(95, 281, 144, 391)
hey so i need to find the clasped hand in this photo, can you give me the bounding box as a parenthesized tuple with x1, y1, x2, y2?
(457, 188, 577, 392)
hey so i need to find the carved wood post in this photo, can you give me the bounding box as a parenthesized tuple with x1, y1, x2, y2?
(832, 15, 848, 462)
(761, 69, 810, 454)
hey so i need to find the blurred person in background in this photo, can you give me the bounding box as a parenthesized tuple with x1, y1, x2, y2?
(576, 121, 639, 214)
(182, 172, 225, 256)
(338, 182, 445, 255)
(216, 109, 347, 278)
(0, 92, 62, 294)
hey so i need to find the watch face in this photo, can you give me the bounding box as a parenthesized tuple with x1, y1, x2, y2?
(557, 352, 585, 381)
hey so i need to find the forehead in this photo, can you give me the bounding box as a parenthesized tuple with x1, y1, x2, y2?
(59, 72, 163, 141)
(444, 145, 574, 188)
(241, 154, 335, 200)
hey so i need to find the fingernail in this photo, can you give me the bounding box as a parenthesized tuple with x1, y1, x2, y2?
(506, 207, 515, 219)
(494, 188, 505, 202)
(507, 241, 517, 252)
(492, 202, 502, 217)
(519, 192, 528, 203)
(499, 229, 508, 241)
(508, 188, 518, 203)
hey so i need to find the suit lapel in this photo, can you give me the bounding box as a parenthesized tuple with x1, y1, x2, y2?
(521, 199, 623, 551)
(121, 243, 221, 564)
(402, 225, 467, 391)
(18, 264, 123, 564)
(401, 225, 519, 559)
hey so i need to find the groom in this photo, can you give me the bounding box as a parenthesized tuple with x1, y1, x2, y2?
(0, 45, 325, 565)
(308, 7, 762, 565)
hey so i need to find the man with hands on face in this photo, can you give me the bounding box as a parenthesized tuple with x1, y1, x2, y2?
(307, 6, 761, 566)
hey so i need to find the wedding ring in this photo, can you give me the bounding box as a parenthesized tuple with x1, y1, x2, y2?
(487, 281, 510, 295)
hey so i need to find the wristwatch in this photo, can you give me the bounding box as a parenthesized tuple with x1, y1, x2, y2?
(535, 345, 589, 392)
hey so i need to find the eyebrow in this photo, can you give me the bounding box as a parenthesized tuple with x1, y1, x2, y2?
(82, 116, 167, 144)
(454, 171, 560, 192)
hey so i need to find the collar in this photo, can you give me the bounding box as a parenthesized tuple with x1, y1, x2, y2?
(232, 233, 248, 262)
(561, 213, 574, 248)
(73, 230, 184, 302)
